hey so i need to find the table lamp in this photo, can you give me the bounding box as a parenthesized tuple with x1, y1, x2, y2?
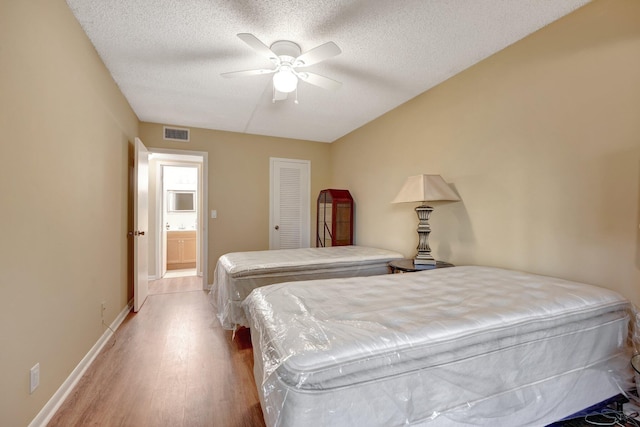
(392, 174, 460, 265)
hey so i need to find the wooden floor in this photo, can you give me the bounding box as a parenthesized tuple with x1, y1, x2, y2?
(48, 276, 265, 427)
(148, 274, 204, 295)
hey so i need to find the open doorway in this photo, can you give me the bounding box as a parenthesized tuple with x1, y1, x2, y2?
(147, 149, 208, 289)
(162, 165, 198, 277)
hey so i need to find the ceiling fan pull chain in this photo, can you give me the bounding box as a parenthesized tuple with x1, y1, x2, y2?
(294, 87, 299, 105)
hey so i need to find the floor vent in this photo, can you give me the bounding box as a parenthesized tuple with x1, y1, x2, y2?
(163, 126, 190, 142)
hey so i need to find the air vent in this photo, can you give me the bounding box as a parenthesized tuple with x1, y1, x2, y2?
(163, 126, 190, 142)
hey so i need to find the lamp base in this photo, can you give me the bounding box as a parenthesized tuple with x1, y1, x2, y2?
(414, 205, 436, 266)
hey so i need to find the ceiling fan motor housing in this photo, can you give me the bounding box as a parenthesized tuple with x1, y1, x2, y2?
(270, 40, 301, 63)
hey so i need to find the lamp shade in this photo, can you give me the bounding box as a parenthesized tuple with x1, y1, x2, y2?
(392, 174, 459, 203)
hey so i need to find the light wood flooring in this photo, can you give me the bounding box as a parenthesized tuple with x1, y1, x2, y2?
(48, 276, 265, 427)
(148, 274, 204, 295)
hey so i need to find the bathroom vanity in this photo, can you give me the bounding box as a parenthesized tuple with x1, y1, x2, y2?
(167, 230, 197, 270)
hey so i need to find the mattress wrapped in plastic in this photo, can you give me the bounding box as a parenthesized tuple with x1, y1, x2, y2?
(243, 266, 637, 427)
(210, 245, 403, 329)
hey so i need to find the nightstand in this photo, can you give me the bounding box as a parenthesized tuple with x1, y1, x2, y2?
(389, 259, 454, 274)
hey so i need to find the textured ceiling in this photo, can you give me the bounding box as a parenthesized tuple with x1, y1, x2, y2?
(66, 0, 590, 143)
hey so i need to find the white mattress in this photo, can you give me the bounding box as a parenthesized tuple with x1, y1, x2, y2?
(243, 266, 634, 427)
(209, 245, 403, 329)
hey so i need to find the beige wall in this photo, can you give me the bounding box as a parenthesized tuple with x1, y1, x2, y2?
(331, 0, 640, 306)
(139, 123, 332, 283)
(0, 1, 138, 425)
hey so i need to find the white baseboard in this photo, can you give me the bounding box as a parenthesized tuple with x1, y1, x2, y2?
(28, 299, 134, 427)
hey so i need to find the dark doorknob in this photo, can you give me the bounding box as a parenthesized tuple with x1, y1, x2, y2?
(274, 225, 279, 230)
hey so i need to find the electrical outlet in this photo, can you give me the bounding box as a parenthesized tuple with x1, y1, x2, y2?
(30, 363, 40, 394)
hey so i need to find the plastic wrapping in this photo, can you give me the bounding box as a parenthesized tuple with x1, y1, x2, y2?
(209, 246, 403, 329)
(243, 266, 638, 427)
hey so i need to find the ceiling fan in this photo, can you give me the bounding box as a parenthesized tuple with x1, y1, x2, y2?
(222, 33, 342, 102)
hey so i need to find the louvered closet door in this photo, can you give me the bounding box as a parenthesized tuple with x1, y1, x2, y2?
(269, 158, 310, 249)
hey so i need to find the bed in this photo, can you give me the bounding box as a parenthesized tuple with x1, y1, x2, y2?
(210, 245, 404, 330)
(243, 266, 636, 426)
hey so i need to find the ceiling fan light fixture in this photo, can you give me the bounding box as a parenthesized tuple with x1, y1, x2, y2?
(273, 68, 298, 93)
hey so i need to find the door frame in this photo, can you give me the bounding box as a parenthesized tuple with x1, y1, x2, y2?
(149, 148, 209, 289)
(269, 157, 311, 249)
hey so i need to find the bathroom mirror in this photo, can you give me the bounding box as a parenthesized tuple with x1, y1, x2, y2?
(168, 191, 195, 212)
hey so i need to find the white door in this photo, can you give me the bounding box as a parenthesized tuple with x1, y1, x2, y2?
(134, 138, 149, 312)
(269, 158, 310, 249)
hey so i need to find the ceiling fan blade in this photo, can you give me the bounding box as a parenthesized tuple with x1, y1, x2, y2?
(237, 33, 279, 63)
(297, 72, 342, 91)
(294, 42, 341, 67)
(221, 68, 275, 78)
